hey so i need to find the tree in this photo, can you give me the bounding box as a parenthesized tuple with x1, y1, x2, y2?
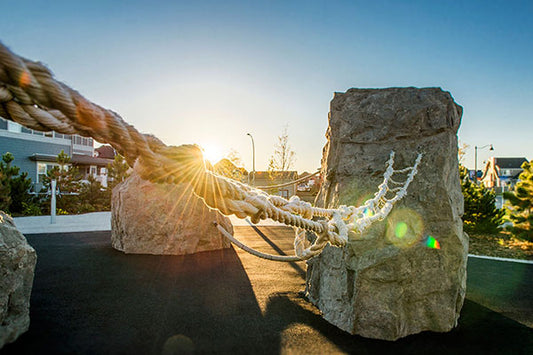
(458, 141, 469, 165)
(107, 154, 130, 190)
(460, 165, 504, 234)
(0, 152, 36, 214)
(503, 161, 533, 241)
(268, 125, 296, 178)
(78, 175, 111, 212)
(0, 152, 17, 211)
(41, 150, 82, 213)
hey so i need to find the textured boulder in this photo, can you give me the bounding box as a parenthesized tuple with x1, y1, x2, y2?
(111, 169, 233, 255)
(306, 87, 467, 341)
(0, 211, 37, 348)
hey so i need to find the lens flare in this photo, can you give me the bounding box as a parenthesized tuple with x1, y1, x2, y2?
(426, 235, 441, 249)
(386, 208, 424, 248)
(19, 70, 31, 87)
(395, 222, 408, 238)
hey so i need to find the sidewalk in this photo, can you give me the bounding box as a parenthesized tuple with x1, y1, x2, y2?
(13, 211, 112, 234)
(12, 212, 284, 234)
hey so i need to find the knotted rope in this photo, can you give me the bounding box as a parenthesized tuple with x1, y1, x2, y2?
(0, 42, 422, 261)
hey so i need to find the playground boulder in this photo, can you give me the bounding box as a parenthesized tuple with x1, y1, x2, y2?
(111, 168, 232, 255)
(0, 212, 36, 348)
(307, 87, 467, 341)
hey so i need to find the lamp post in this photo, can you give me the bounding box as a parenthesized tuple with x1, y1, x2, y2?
(247, 133, 255, 186)
(474, 144, 494, 183)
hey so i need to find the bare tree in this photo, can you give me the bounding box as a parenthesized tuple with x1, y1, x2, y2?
(268, 125, 296, 175)
(458, 141, 469, 164)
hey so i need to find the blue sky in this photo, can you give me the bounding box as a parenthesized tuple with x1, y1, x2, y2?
(1, 0, 531, 171)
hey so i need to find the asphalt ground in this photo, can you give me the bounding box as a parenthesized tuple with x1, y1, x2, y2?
(2, 226, 532, 355)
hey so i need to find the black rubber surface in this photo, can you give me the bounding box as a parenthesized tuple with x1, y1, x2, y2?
(1, 229, 532, 354)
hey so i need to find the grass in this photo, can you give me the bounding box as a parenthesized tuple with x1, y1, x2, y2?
(468, 231, 533, 261)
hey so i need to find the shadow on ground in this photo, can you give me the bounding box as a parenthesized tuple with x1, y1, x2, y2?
(2, 230, 532, 354)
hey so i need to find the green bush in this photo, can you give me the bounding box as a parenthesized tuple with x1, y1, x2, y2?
(504, 161, 533, 241)
(460, 165, 504, 234)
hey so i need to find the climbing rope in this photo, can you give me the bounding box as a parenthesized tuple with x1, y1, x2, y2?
(0, 42, 422, 261)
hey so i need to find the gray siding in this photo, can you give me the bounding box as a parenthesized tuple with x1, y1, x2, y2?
(0, 136, 70, 183)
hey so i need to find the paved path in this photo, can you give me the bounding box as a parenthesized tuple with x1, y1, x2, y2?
(12, 212, 284, 234)
(2, 226, 532, 354)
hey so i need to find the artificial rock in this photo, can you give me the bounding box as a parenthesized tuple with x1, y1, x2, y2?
(111, 168, 232, 255)
(306, 87, 467, 341)
(0, 211, 37, 348)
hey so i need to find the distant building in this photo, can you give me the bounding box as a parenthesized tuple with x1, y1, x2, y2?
(0, 117, 113, 189)
(213, 158, 248, 182)
(295, 170, 322, 203)
(480, 157, 528, 190)
(480, 156, 529, 208)
(253, 171, 298, 198)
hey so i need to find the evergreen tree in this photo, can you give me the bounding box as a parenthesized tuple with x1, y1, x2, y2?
(503, 161, 533, 241)
(107, 154, 130, 190)
(78, 175, 111, 212)
(0, 152, 36, 214)
(0, 153, 18, 211)
(460, 165, 504, 233)
(41, 150, 82, 213)
(9, 171, 36, 214)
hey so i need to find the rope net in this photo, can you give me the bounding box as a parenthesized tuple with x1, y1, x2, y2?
(0, 42, 422, 261)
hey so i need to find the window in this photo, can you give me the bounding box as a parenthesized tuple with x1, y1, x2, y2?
(7, 121, 21, 133)
(90, 166, 97, 176)
(278, 189, 289, 199)
(37, 162, 68, 183)
(37, 163, 57, 183)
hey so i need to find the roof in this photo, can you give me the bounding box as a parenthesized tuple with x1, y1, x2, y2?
(30, 153, 113, 166)
(254, 171, 298, 180)
(29, 154, 58, 163)
(95, 145, 116, 159)
(71, 154, 113, 166)
(494, 157, 528, 169)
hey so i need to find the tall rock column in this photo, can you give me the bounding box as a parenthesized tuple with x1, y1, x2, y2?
(306, 87, 467, 341)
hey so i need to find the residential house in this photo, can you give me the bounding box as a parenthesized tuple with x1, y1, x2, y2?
(213, 158, 248, 182)
(253, 171, 298, 198)
(480, 156, 529, 208)
(296, 170, 322, 203)
(0, 117, 113, 190)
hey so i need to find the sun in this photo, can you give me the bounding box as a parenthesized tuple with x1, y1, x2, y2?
(201, 144, 224, 164)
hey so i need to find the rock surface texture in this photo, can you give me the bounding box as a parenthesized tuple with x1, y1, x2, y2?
(0, 211, 36, 348)
(306, 87, 467, 341)
(111, 169, 233, 255)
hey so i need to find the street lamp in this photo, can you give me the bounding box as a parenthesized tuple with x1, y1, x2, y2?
(247, 133, 255, 186)
(474, 144, 494, 183)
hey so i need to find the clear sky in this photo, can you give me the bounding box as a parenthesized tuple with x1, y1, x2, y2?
(1, 0, 531, 172)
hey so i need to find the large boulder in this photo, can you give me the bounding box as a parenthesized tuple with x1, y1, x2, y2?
(111, 169, 233, 255)
(306, 87, 467, 341)
(0, 211, 37, 348)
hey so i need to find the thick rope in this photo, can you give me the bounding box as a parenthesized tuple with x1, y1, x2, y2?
(0, 42, 422, 261)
